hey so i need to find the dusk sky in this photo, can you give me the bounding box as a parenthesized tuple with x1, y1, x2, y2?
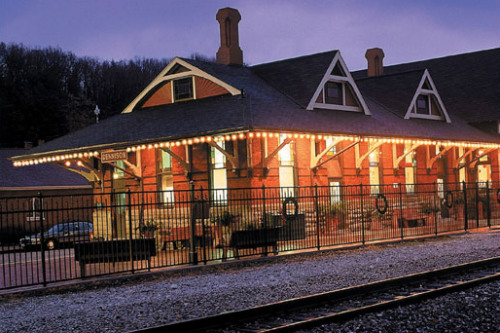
(1, 0, 499, 70)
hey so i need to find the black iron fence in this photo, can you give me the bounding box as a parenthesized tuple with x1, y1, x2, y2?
(1, 181, 499, 290)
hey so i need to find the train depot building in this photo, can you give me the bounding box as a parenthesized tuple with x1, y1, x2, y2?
(10, 8, 500, 242)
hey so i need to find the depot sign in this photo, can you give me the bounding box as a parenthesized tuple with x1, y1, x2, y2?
(101, 150, 127, 163)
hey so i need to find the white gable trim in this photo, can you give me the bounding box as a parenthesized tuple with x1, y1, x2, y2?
(122, 58, 241, 113)
(306, 52, 371, 115)
(404, 69, 451, 123)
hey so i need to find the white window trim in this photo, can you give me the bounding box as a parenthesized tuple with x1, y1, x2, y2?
(306, 52, 371, 115)
(172, 76, 196, 102)
(122, 57, 241, 113)
(404, 69, 451, 123)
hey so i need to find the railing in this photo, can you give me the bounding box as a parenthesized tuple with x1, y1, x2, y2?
(1, 181, 499, 290)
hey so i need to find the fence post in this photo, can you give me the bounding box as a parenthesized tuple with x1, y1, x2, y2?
(475, 182, 480, 228)
(127, 189, 134, 274)
(486, 181, 491, 228)
(38, 192, 47, 287)
(360, 184, 365, 245)
(200, 187, 207, 264)
(314, 184, 321, 251)
(433, 182, 438, 236)
(189, 181, 198, 265)
(262, 184, 268, 257)
(463, 181, 468, 232)
(398, 183, 404, 240)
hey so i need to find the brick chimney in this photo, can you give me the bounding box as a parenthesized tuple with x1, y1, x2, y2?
(365, 48, 385, 76)
(216, 7, 243, 66)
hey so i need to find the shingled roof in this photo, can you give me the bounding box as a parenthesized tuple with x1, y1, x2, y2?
(1, 149, 90, 189)
(251, 51, 339, 108)
(11, 48, 500, 161)
(352, 48, 500, 123)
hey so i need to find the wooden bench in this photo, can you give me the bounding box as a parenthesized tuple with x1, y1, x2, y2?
(74, 238, 156, 277)
(224, 227, 281, 259)
(395, 207, 426, 228)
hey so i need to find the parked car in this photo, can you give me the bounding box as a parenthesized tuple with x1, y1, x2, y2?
(19, 221, 93, 250)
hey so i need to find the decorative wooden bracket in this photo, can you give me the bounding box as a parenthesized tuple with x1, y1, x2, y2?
(314, 141, 360, 171)
(355, 142, 383, 170)
(469, 148, 495, 169)
(57, 160, 101, 183)
(310, 138, 342, 169)
(208, 142, 238, 171)
(161, 147, 191, 174)
(426, 146, 452, 172)
(262, 137, 292, 169)
(393, 143, 420, 170)
(454, 148, 479, 169)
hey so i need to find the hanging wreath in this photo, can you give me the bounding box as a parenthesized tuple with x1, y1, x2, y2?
(375, 194, 388, 215)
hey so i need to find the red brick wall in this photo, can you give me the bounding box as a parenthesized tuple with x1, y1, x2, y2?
(93, 139, 499, 196)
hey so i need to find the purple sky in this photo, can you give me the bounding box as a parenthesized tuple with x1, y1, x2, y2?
(1, 0, 499, 70)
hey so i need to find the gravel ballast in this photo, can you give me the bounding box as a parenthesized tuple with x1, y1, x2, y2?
(1, 232, 499, 333)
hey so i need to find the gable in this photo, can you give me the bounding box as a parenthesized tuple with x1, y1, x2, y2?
(123, 58, 241, 113)
(307, 52, 371, 115)
(405, 69, 451, 123)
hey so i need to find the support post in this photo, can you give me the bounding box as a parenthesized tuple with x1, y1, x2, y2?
(38, 192, 47, 287)
(475, 182, 480, 228)
(433, 183, 438, 235)
(200, 187, 208, 265)
(398, 183, 404, 240)
(314, 184, 321, 250)
(463, 181, 468, 232)
(486, 181, 491, 228)
(127, 189, 134, 274)
(360, 184, 365, 245)
(262, 184, 268, 256)
(189, 181, 198, 265)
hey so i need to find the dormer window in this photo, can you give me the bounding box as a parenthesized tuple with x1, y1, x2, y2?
(405, 70, 451, 123)
(173, 77, 194, 101)
(308, 53, 370, 114)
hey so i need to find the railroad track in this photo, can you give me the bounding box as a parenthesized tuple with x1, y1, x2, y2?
(133, 257, 500, 333)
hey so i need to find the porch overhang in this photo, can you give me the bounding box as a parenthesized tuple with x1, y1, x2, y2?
(10, 128, 500, 168)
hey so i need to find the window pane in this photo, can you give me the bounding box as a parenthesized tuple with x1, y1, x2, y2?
(279, 166, 294, 189)
(160, 150, 172, 170)
(329, 181, 341, 204)
(416, 95, 429, 115)
(325, 137, 337, 155)
(114, 161, 125, 178)
(174, 78, 193, 101)
(325, 82, 343, 105)
(212, 142, 226, 169)
(278, 134, 293, 166)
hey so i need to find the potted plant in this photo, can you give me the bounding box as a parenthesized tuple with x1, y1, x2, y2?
(136, 219, 158, 239)
(371, 209, 392, 230)
(318, 202, 345, 233)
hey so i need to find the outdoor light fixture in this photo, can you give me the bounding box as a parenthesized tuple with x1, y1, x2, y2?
(11, 130, 500, 167)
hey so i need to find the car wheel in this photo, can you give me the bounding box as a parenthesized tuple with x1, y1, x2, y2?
(45, 240, 57, 250)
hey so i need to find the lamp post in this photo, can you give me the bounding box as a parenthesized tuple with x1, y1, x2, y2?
(94, 105, 100, 124)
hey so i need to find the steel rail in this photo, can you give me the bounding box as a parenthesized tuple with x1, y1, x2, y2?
(130, 257, 500, 333)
